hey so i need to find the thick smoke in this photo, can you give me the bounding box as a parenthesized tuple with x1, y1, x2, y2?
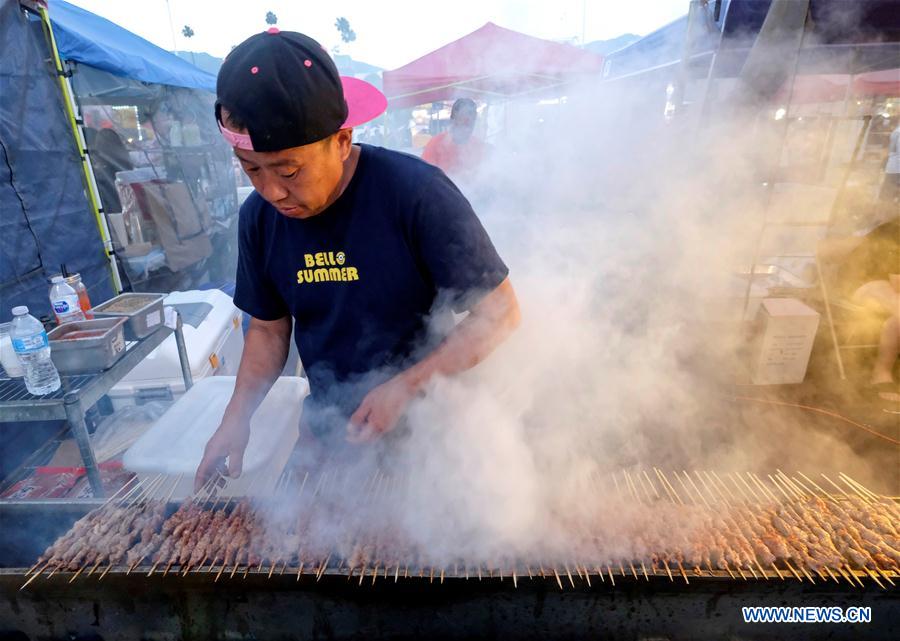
(261, 18, 897, 566)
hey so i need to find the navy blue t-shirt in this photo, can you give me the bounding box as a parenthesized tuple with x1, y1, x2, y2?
(234, 144, 508, 418)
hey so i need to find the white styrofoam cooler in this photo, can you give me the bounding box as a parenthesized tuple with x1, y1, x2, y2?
(107, 289, 244, 409)
(123, 376, 308, 498)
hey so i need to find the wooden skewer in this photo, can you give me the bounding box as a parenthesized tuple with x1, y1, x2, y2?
(819, 474, 853, 500)
(641, 470, 661, 501)
(746, 473, 779, 503)
(795, 472, 835, 503)
(844, 566, 865, 588)
(837, 565, 857, 587)
(722, 561, 736, 580)
(683, 471, 711, 508)
(732, 472, 763, 504)
(316, 555, 330, 581)
(772, 471, 804, 501)
(24, 559, 45, 578)
(783, 561, 803, 582)
(68, 565, 85, 583)
(676, 561, 689, 584)
(88, 558, 104, 576)
(552, 568, 563, 590)
(662, 559, 673, 582)
(607, 565, 615, 586)
(655, 469, 684, 505)
(674, 471, 702, 508)
(20, 567, 47, 590)
(710, 471, 739, 505)
(652, 470, 678, 505)
(751, 558, 767, 579)
(838, 473, 880, 502)
(99, 563, 113, 580)
(864, 567, 886, 589)
(697, 471, 726, 506)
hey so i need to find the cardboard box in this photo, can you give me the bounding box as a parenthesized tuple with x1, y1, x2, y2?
(751, 298, 820, 385)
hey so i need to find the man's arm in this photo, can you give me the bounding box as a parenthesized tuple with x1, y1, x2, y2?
(194, 315, 292, 490)
(347, 277, 520, 442)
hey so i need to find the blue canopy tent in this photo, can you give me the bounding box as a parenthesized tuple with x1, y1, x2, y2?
(49, 0, 216, 91)
(0, 0, 229, 481)
(2, 0, 221, 324)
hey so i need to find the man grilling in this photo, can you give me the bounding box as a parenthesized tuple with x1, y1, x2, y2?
(194, 30, 519, 490)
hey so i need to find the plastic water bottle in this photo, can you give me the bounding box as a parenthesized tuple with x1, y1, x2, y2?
(10, 306, 61, 395)
(49, 275, 86, 325)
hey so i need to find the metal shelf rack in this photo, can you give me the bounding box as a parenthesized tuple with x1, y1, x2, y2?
(0, 313, 192, 497)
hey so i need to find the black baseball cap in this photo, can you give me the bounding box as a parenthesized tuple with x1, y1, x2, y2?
(216, 28, 386, 152)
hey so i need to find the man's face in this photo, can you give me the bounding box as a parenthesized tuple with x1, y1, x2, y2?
(228, 115, 353, 219)
(450, 108, 476, 144)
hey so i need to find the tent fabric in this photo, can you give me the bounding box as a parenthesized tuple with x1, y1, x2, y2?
(776, 68, 900, 104)
(853, 67, 900, 96)
(0, 1, 113, 322)
(382, 22, 603, 108)
(48, 0, 216, 92)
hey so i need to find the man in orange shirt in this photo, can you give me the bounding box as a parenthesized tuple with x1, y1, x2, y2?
(422, 98, 488, 179)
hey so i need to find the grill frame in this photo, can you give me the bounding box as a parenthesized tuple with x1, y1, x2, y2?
(2, 566, 897, 641)
(1, 498, 898, 640)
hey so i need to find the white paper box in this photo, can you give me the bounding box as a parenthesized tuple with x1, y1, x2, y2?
(123, 376, 308, 498)
(107, 289, 244, 409)
(750, 298, 820, 385)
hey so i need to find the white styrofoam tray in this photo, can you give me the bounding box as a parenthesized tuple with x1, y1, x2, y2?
(123, 376, 308, 498)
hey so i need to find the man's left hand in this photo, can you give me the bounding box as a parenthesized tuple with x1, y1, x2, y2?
(347, 373, 418, 443)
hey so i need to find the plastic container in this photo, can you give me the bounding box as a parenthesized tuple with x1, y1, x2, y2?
(107, 289, 244, 409)
(64, 274, 94, 319)
(47, 317, 127, 374)
(0, 322, 25, 377)
(122, 376, 308, 499)
(10, 306, 61, 395)
(92, 293, 165, 340)
(49, 276, 86, 325)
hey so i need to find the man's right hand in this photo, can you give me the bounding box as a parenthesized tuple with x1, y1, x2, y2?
(194, 415, 251, 492)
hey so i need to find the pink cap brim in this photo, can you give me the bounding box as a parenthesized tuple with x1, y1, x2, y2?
(219, 76, 386, 151)
(341, 76, 387, 128)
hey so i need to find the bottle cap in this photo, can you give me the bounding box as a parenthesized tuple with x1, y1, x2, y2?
(50, 276, 64, 284)
(12, 306, 29, 315)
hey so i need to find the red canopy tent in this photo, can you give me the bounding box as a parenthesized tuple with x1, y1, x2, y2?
(776, 68, 900, 104)
(382, 22, 604, 109)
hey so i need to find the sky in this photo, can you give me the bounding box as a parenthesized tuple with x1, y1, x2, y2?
(66, 0, 688, 69)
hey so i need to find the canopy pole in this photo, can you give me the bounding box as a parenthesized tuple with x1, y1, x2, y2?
(35, 4, 123, 293)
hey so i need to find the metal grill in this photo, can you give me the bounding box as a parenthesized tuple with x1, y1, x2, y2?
(17, 469, 900, 590)
(0, 372, 94, 403)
